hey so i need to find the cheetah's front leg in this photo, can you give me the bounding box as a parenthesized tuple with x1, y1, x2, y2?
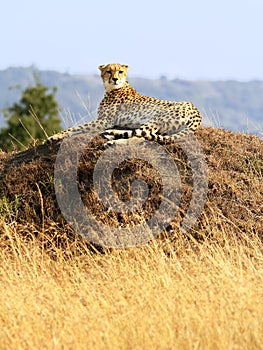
(46, 118, 115, 143)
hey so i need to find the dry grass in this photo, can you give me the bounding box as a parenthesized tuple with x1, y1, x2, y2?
(0, 126, 263, 349)
(0, 221, 263, 350)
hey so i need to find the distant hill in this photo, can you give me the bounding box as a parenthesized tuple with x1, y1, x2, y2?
(0, 66, 262, 136)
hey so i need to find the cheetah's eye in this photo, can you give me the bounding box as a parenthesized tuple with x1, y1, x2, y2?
(106, 70, 111, 74)
(119, 70, 123, 74)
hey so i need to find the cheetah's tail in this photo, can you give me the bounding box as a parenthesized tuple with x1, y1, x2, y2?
(103, 127, 194, 144)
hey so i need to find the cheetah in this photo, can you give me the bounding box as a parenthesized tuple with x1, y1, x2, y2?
(47, 63, 201, 143)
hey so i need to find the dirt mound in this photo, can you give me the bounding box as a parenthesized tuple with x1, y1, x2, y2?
(0, 126, 262, 246)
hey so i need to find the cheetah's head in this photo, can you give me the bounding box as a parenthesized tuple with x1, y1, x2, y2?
(98, 63, 129, 92)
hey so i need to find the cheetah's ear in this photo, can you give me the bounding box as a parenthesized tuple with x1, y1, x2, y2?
(122, 64, 129, 70)
(98, 65, 106, 71)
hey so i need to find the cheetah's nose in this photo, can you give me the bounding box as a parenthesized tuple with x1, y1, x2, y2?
(112, 78, 118, 83)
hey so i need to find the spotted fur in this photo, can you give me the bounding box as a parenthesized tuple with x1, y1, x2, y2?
(47, 63, 201, 143)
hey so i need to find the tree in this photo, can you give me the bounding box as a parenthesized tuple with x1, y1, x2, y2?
(0, 79, 62, 151)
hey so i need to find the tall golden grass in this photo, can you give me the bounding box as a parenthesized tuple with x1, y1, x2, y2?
(0, 221, 262, 350)
(0, 124, 262, 349)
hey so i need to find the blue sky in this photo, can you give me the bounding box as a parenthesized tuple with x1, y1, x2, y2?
(1, 0, 263, 80)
